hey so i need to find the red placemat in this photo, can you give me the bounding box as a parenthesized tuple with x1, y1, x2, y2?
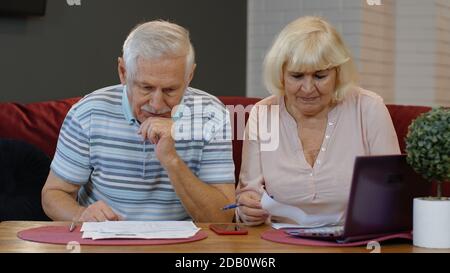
(261, 229, 412, 247)
(18, 225, 208, 246)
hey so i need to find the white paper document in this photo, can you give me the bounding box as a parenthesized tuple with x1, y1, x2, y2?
(260, 192, 340, 229)
(80, 221, 201, 240)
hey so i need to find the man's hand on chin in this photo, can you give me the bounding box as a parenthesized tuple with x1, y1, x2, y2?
(138, 117, 179, 167)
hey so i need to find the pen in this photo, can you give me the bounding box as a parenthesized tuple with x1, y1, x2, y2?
(69, 222, 76, 232)
(221, 203, 241, 210)
(221, 194, 274, 211)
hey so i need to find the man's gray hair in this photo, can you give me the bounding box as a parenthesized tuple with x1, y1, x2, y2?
(122, 20, 195, 80)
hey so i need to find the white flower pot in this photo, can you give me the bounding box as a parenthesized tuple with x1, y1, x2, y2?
(413, 198, 450, 249)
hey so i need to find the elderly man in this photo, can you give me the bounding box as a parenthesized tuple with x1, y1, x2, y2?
(42, 20, 235, 223)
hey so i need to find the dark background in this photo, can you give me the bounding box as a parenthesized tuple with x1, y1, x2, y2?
(0, 0, 247, 103)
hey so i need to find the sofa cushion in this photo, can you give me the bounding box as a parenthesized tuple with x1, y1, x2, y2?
(0, 98, 81, 158)
(386, 104, 432, 152)
(219, 96, 261, 182)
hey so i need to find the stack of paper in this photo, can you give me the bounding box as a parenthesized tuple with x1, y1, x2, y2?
(80, 221, 201, 240)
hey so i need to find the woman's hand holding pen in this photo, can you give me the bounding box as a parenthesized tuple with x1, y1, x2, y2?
(236, 191, 269, 226)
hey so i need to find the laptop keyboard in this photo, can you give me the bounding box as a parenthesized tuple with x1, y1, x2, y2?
(286, 225, 345, 237)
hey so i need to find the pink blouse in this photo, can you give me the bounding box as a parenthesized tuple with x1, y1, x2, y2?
(237, 87, 401, 225)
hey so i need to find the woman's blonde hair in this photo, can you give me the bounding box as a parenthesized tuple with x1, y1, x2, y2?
(263, 16, 358, 101)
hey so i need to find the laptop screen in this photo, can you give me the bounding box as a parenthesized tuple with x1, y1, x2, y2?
(343, 154, 431, 239)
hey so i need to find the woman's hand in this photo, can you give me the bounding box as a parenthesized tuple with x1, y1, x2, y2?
(236, 190, 269, 226)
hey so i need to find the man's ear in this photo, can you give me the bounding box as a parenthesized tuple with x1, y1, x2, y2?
(118, 57, 127, 85)
(186, 63, 196, 85)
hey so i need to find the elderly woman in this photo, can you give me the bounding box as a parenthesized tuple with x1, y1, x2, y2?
(236, 16, 400, 226)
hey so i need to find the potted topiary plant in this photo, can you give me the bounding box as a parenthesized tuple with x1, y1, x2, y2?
(405, 107, 450, 249)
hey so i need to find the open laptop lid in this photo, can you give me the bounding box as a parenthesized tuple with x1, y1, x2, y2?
(341, 154, 432, 242)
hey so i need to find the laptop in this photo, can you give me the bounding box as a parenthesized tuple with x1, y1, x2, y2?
(285, 154, 431, 243)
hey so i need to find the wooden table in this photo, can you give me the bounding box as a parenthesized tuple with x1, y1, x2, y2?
(0, 221, 448, 253)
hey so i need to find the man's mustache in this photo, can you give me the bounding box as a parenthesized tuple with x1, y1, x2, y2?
(140, 105, 171, 115)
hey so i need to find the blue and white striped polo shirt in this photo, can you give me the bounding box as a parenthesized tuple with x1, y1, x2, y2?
(51, 85, 235, 221)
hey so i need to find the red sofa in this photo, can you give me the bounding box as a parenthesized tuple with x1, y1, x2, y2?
(0, 96, 447, 196)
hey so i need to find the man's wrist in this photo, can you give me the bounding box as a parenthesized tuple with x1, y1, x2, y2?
(161, 154, 182, 169)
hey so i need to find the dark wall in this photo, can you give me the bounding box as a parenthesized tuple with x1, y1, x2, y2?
(0, 0, 247, 103)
